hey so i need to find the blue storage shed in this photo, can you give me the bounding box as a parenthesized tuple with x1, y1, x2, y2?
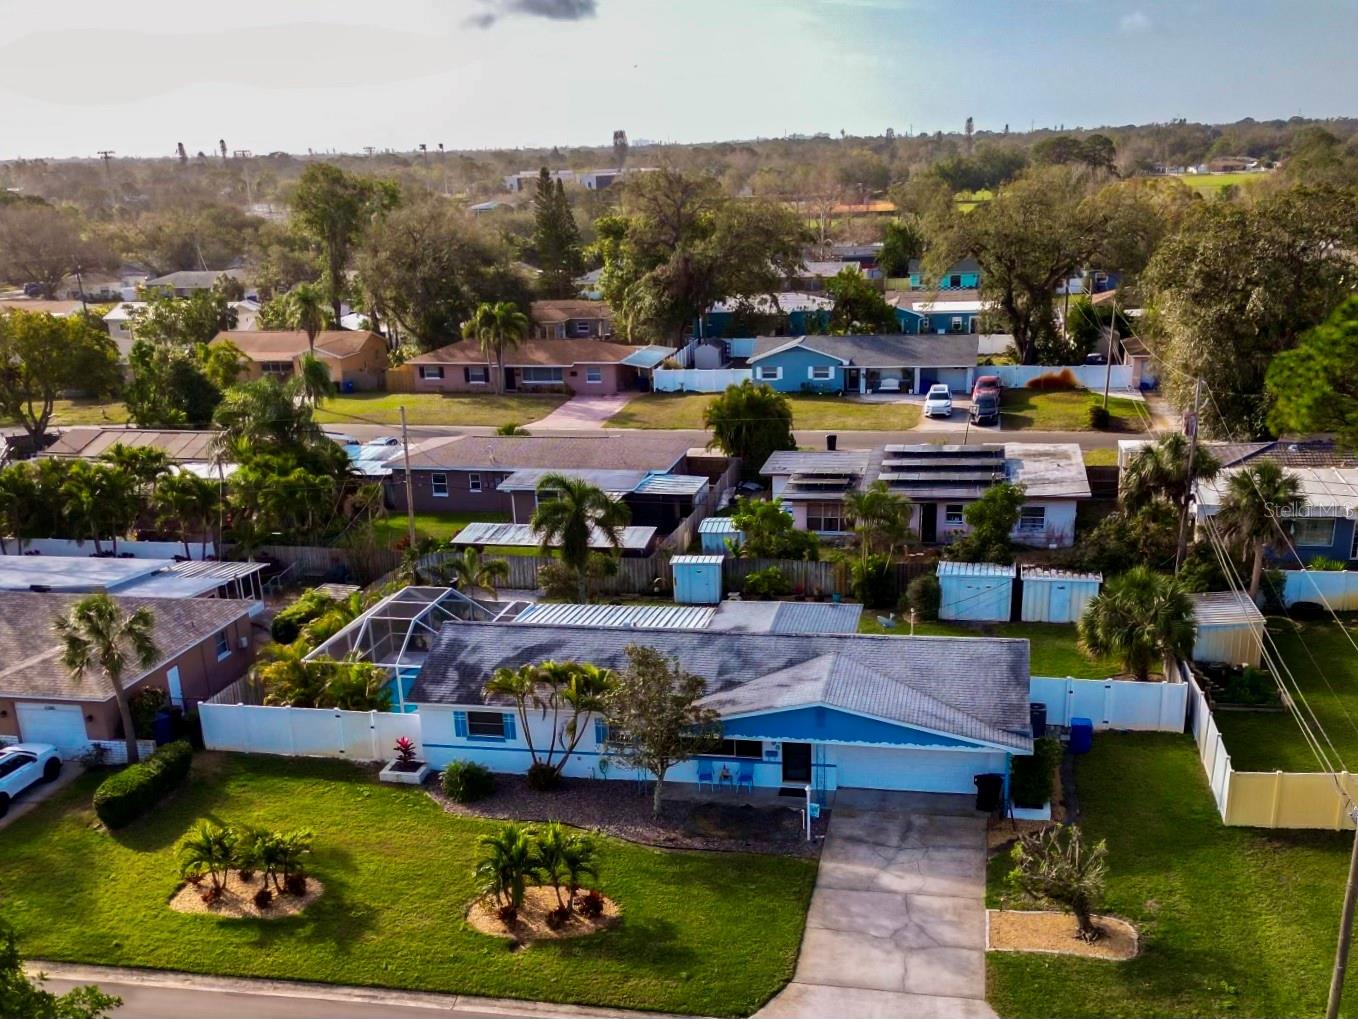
(671, 555, 724, 605)
(937, 561, 1016, 622)
(698, 517, 742, 554)
(1020, 566, 1102, 624)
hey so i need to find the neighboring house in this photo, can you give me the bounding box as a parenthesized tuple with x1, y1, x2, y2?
(104, 300, 261, 358)
(495, 467, 711, 532)
(829, 242, 884, 270)
(530, 299, 615, 339)
(578, 167, 658, 190)
(402, 339, 669, 395)
(41, 427, 227, 475)
(144, 269, 258, 301)
(0, 555, 266, 605)
(890, 289, 988, 335)
(216, 330, 388, 391)
(762, 441, 1090, 547)
(574, 267, 604, 299)
(899, 257, 982, 291)
(0, 592, 255, 753)
(384, 432, 702, 517)
(748, 333, 980, 395)
(503, 169, 575, 192)
(700, 292, 834, 340)
(789, 260, 861, 292)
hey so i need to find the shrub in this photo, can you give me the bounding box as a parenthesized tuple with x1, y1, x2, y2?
(576, 889, 605, 918)
(496, 903, 518, 926)
(1308, 555, 1347, 572)
(526, 761, 560, 792)
(1088, 404, 1111, 430)
(905, 573, 941, 621)
(237, 867, 256, 882)
(270, 589, 336, 645)
(1027, 368, 1079, 391)
(743, 565, 790, 600)
(546, 905, 571, 929)
(93, 740, 193, 829)
(1288, 600, 1326, 621)
(393, 736, 418, 765)
(128, 687, 169, 739)
(442, 760, 496, 802)
(284, 872, 308, 896)
(253, 887, 273, 910)
(851, 554, 895, 609)
(1009, 737, 1062, 808)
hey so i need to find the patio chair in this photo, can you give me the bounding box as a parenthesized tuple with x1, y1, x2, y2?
(697, 759, 715, 792)
(735, 760, 755, 793)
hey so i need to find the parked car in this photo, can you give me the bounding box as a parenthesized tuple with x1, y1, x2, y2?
(0, 743, 61, 817)
(22, 282, 43, 298)
(923, 383, 953, 418)
(972, 375, 1001, 400)
(970, 391, 1001, 426)
(1084, 352, 1108, 365)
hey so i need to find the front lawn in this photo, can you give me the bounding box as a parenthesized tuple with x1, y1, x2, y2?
(1214, 617, 1358, 772)
(368, 511, 508, 548)
(987, 733, 1356, 1018)
(0, 754, 814, 1017)
(856, 617, 1123, 679)
(1001, 389, 1148, 432)
(316, 392, 569, 428)
(607, 393, 921, 431)
(11, 398, 131, 427)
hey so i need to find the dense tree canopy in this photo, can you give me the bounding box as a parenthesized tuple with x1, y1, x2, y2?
(0, 202, 108, 298)
(1266, 296, 1358, 449)
(531, 169, 584, 299)
(0, 310, 120, 444)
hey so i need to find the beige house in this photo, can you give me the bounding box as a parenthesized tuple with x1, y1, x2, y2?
(214, 330, 389, 391)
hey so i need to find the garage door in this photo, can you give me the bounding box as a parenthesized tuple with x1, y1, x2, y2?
(16, 703, 89, 756)
(833, 746, 1006, 794)
(933, 367, 972, 394)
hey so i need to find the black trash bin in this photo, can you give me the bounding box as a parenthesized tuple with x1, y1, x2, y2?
(826, 433, 838, 451)
(1030, 702, 1047, 739)
(974, 772, 1004, 813)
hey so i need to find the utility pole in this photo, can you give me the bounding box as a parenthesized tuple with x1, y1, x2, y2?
(1102, 292, 1116, 411)
(399, 406, 417, 547)
(1174, 378, 1202, 572)
(1327, 807, 1358, 1019)
(96, 150, 115, 207)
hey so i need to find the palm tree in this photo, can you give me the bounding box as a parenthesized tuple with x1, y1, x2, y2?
(178, 821, 236, 895)
(60, 462, 138, 555)
(0, 462, 36, 555)
(154, 471, 220, 558)
(291, 352, 333, 407)
(101, 444, 173, 493)
(54, 594, 160, 763)
(1121, 432, 1221, 514)
(844, 480, 914, 566)
(559, 829, 600, 908)
(1077, 566, 1196, 682)
(286, 282, 328, 354)
(530, 474, 631, 603)
(475, 822, 540, 912)
(1215, 460, 1305, 598)
(535, 821, 573, 909)
(483, 664, 541, 764)
(461, 301, 529, 395)
(439, 547, 510, 599)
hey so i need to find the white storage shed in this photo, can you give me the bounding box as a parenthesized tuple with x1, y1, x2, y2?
(937, 561, 1016, 622)
(1020, 566, 1102, 624)
(1190, 591, 1265, 667)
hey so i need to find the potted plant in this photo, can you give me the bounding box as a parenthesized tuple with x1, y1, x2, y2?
(379, 735, 431, 785)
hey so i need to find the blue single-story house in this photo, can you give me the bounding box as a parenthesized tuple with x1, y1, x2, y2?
(891, 289, 988, 335)
(748, 333, 980, 395)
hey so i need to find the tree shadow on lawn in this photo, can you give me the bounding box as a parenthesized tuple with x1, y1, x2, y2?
(542, 915, 697, 971)
(105, 779, 241, 854)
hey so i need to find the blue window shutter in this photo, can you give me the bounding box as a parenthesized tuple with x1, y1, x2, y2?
(453, 711, 468, 738)
(594, 719, 608, 745)
(502, 714, 516, 740)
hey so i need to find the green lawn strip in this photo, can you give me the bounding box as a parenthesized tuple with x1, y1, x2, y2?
(856, 616, 1121, 679)
(1081, 447, 1119, 467)
(1000, 389, 1148, 433)
(33, 398, 131, 426)
(607, 393, 919, 431)
(369, 512, 509, 547)
(0, 754, 814, 1017)
(986, 733, 1356, 1019)
(1171, 172, 1272, 195)
(316, 393, 569, 428)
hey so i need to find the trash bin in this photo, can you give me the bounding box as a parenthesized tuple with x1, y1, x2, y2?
(151, 710, 176, 746)
(343, 379, 356, 394)
(974, 772, 1004, 812)
(826, 433, 838, 451)
(1069, 716, 1094, 755)
(1030, 702, 1047, 740)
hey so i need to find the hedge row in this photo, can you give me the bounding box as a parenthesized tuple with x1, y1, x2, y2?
(93, 740, 193, 829)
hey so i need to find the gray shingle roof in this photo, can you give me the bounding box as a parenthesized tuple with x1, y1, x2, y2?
(410, 622, 1032, 751)
(400, 433, 694, 473)
(750, 334, 980, 368)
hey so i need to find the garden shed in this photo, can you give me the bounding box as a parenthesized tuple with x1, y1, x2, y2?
(937, 561, 1015, 622)
(1020, 566, 1102, 624)
(698, 517, 742, 554)
(671, 555, 724, 605)
(1190, 591, 1265, 667)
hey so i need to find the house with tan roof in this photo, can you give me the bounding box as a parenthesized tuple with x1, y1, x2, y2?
(402, 339, 670, 395)
(529, 299, 614, 339)
(213, 330, 388, 391)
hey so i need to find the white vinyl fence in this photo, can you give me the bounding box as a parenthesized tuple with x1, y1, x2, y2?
(1030, 676, 1187, 732)
(3, 538, 217, 558)
(992, 364, 1133, 390)
(201, 703, 422, 761)
(1282, 569, 1358, 611)
(652, 368, 753, 393)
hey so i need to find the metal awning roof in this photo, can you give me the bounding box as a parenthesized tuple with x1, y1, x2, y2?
(936, 561, 1017, 578)
(451, 522, 657, 552)
(515, 602, 716, 629)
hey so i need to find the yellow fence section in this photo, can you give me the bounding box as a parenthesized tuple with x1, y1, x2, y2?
(1224, 770, 1358, 830)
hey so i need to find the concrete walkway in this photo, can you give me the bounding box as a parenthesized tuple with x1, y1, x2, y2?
(527, 394, 632, 430)
(0, 760, 79, 834)
(758, 793, 995, 1019)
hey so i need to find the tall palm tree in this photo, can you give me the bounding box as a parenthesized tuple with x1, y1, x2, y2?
(483, 664, 541, 763)
(1215, 460, 1305, 598)
(530, 474, 630, 604)
(101, 444, 173, 493)
(438, 547, 510, 599)
(1077, 566, 1196, 682)
(290, 352, 334, 407)
(844, 480, 914, 566)
(154, 471, 220, 559)
(54, 593, 160, 763)
(461, 301, 529, 395)
(60, 462, 138, 555)
(286, 282, 328, 355)
(1121, 432, 1221, 513)
(0, 462, 36, 555)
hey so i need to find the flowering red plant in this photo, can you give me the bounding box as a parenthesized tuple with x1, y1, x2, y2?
(394, 736, 418, 765)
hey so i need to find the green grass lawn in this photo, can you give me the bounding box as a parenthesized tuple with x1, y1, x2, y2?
(856, 616, 1122, 679)
(987, 733, 1356, 1018)
(1082, 447, 1119, 467)
(607, 393, 921, 431)
(1001, 389, 1149, 433)
(0, 754, 814, 1017)
(1171, 171, 1273, 195)
(369, 511, 508, 548)
(1214, 617, 1358, 773)
(12, 398, 132, 427)
(316, 392, 569, 428)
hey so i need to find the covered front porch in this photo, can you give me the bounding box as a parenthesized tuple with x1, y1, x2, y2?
(843, 365, 976, 396)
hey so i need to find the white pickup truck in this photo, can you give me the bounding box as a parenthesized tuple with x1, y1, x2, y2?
(0, 743, 62, 817)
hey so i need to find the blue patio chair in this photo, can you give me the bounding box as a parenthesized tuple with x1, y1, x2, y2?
(697, 759, 715, 792)
(735, 760, 755, 793)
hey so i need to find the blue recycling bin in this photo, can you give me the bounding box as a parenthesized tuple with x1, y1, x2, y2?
(152, 710, 176, 746)
(1069, 716, 1094, 755)
(343, 379, 356, 394)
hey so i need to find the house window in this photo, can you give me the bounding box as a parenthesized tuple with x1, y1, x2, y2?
(950, 316, 964, 333)
(467, 711, 511, 740)
(756, 365, 782, 382)
(261, 361, 291, 377)
(809, 365, 833, 381)
(520, 367, 564, 384)
(949, 274, 962, 288)
(466, 366, 488, 385)
(418, 365, 445, 380)
(1017, 506, 1046, 532)
(585, 366, 603, 384)
(805, 501, 845, 532)
(703, 739, 763, 759)
(468, 473, 482, 493)
(214, 630, 231, 661)
(945, 504, 965, 526)
(431, 473, 449, 497)
(1293, 517, 1336, 548)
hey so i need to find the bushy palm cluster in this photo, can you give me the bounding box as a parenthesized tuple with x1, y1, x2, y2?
(475, 821, 600, 918)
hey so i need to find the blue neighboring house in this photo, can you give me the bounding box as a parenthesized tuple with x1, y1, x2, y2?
(891, 289, 987, 335)
(699, 292, 833, 340)
(748, 333, 980, 395)
(902, 256, 982, 290)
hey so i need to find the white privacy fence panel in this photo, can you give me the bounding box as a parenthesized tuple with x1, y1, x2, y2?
(7, 538, 217, 558)
(992, 365, 1133, 390)
(1282, 570, 1358, 611)
(1185, 668, 1232, 819)
(652, 368, 753, 393)
(1030, 676, 1187, 732)
(201, 703, 422, 761)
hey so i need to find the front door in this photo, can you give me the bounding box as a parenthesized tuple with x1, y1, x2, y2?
(782, 742, 812, 784)
(921, 502, 938, 544)
(504, 367, 518, 391)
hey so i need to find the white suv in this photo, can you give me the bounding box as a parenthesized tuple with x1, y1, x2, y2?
(0, 743, 62, 817)
(923, 383, 953, 418)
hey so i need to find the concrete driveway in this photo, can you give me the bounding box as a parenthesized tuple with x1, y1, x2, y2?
(527, 394, 632, 430)
(758, 792, 995, 1019)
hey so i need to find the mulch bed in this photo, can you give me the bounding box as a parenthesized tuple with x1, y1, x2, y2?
(169, 872, 323, 920)
(987, 909, 1138, 960)
(466, 886, 620, 943)
(428, 774, 827, 858)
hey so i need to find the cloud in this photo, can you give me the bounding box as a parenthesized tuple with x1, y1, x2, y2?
(467, 0, 597, 28)
(1118, 10, 1152, 33)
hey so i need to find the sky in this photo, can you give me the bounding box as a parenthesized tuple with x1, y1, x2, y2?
(0, 0, 1355, 159)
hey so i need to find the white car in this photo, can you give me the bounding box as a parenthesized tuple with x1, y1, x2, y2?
(0, 743, 62, 817)
(923, 384, 953, 418)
